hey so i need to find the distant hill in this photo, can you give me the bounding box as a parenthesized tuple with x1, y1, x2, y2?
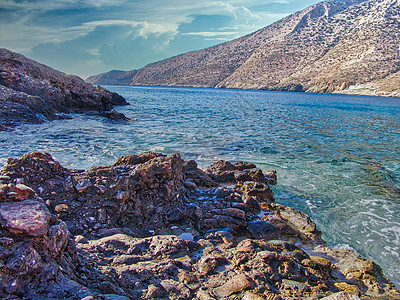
(87, 0, 400, 97)
(87, 70, 138, 86)
(0, 48, 127, 130)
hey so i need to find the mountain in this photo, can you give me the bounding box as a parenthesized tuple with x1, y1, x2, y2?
(87, 0, 400, 97)
(0, 48, 128, 130)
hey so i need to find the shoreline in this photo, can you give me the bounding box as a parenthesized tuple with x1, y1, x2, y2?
(0, 151, 399, 299)
(100, 83, 400, 100)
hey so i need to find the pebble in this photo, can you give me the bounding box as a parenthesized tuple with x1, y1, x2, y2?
(55, 203, 69, 213)
(179, 232, 194, 241)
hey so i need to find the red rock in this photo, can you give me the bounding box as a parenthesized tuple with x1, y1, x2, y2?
(214, 274, 253, 297)
(0, 200, 51, 236)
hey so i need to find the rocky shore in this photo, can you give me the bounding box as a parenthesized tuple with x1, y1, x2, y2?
(0, 48, 129, 131)
(0, 152, 399, 299)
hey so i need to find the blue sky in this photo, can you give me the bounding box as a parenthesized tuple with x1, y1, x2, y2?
(0, 0, 320, 78)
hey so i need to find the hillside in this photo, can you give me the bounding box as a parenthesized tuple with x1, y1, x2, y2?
(0, 48, 128, 130)
(87, 0, 400, 97)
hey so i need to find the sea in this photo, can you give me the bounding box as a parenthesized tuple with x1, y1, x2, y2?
(1, 85, 399, 287)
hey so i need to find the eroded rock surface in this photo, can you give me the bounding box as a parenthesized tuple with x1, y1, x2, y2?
(0, 152, 399, 299)
(0, 48, 128, 130)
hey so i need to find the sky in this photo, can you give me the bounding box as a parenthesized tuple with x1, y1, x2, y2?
(0, 0, 320, 78)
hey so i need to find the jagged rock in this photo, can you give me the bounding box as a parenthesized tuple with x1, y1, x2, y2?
(321, 291, 361, 300)
(247, 219, 299, 240)
(98, 109, 132, 121)
(0, 200, 51, 236)
(214, 274, 253, 297)
(0, 48, 128, 130)
(0, 152, 398, 299)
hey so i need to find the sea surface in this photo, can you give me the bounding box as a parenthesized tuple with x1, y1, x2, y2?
(1, 86, 400, 287)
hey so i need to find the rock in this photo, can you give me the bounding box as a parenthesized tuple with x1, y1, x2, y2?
(55, 203, 69, 213)
(244, 168, 266, 183)
(104, 295, 131, 300)
(0, 49, 128, 130)
(214, 274, 253, 298)
(5, 241, 41, 274)
(179, 232, 194, 241)
(234, 171, 253, 183)
(221, 208, 246, 220)
(247, 220, 299, 240)
(234, 162, 257, 171)
(243, 181, 274, 203)
(0, 152, 399, 299)
(320, 291, 361, 300)
(197, 254, 228, 275)
(144, 284, 167, 299)
(48, 221, 69, 256)
(242, 291, 266, 300)
(14, 184, 36, 200)
(281, 279, 308, 291)
(0, 200, 51, 236)
(264, 170, 277, 185)
(98, 110, 131, 121)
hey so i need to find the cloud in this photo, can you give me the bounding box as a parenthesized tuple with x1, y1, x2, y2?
(0, 0, 321, 77)
(30, 22, 178, 77)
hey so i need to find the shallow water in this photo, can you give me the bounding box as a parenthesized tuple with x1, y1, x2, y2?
(1, 86, 400, 287)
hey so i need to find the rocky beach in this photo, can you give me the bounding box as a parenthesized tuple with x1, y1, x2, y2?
(0, 151, 399, 299)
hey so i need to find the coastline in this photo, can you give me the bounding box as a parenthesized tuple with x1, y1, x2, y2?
(0, 152, 398, 299)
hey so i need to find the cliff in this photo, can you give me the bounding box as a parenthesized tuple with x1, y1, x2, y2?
(87, 0, 400, 97)
(0, 48, 128, 130)
(0, 152, 399, 299)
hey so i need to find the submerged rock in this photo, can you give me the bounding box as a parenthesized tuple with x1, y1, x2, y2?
(0, 152, 399, 299)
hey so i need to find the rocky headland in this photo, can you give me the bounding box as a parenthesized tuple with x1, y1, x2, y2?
(0, 48, 129, 131)
(87, 0, 400, 98)
(0, 151, 399, 299)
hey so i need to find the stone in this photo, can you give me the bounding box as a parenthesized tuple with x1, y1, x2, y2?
(0, 152, 399, 300)
(0, 200, 51, 236)
(214, 274, 253, 298)
(98, 110, 131, 121)
(179, 232, 194, 241)
(221, 208, 245, 220)
(104, 295, 130, 300)
(55, 203, 69, 213)
(0, 48, 128, 131)
(334, 282, 361, 295)
(244, 169, 266, 183)
(48, 221, 69, 256)
(264, 170, 277, 185)
(247, 220, 298, 240)
(5, 242, 41, 274)
(281, 279, 308, 291)
(234, 171, 253, 183)
(144, 284, 166, 299)
(320, 291, 361, 300)
(242, 291, 265, 300)
(14, 184, 36, 200)
(234, 162, 257, 171)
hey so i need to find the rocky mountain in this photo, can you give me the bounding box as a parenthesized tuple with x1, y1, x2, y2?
(0, 48, 128, 130)
(87, 0, 400, 97)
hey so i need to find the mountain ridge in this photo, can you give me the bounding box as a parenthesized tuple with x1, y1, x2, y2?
(87, 0, 400, 97)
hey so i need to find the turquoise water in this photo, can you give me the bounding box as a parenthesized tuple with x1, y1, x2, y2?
(1, 86, 400, 287)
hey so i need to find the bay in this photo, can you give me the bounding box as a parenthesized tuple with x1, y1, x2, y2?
(1, 85, 400, 287)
